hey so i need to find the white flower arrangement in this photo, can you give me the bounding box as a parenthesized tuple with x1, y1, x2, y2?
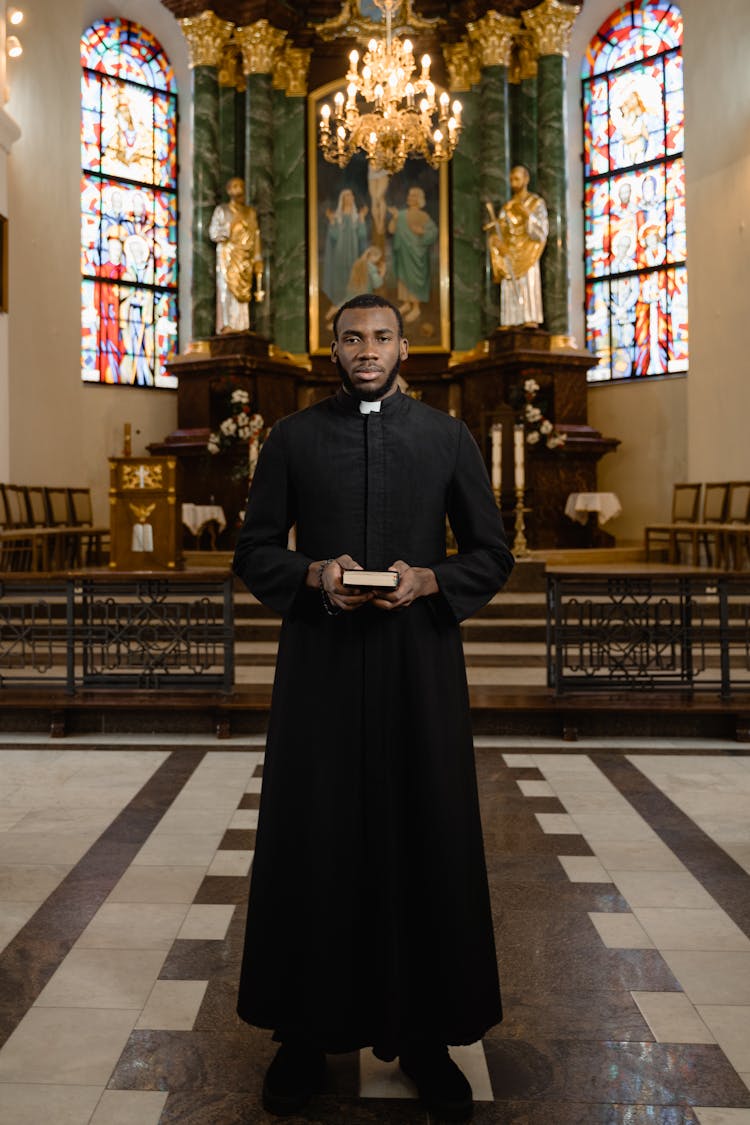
(511, 377, 567, 450)
(208, 385, 265, 479)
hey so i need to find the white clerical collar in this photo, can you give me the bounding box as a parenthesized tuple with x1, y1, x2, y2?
(358, 399, 382, 414)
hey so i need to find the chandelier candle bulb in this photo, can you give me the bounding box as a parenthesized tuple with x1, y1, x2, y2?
(514, 424, 525, 492)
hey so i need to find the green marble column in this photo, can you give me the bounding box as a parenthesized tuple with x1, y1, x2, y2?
(479, 64, 510, 336)
(451, 89, 483, 351)
(245, 73, 274, 339)
(235, 89, 246, 184)
(192, 66, 221, 341)
(537, 53, 568, 336)
(218, 82, 237, 189)
(510, 75, 539, 189)
(272, 89, 306, 353)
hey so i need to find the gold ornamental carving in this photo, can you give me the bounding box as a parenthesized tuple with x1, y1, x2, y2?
(121, 464, 164, 491)
(522, 0, 580, 58)
(315, 0, 441, 42)
(272, 46, 312, 97)
(443, 41, 481, 93)
(236, 20, 287, 75)
(467, 12, 520, 69)
(509, 32, 538, 84)
(179, 11, 234, 69)
(218, 41, 245, 90)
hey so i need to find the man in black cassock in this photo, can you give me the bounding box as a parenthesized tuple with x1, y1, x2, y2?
(233, 294, 514, 1121)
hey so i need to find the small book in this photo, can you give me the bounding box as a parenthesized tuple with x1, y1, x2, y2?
(342, 569, 400, 590)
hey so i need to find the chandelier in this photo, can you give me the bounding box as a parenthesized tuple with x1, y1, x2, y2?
(318, 0, 462, 175)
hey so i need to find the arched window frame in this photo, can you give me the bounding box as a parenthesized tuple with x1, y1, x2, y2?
(582, 1, 687, 383)
(80, 18, 179, 389)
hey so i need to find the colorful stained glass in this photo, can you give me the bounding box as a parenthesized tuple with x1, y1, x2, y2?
(582, 2, 683, 78)
(80, 19, 177, 390)
(582, 2, 687, 382)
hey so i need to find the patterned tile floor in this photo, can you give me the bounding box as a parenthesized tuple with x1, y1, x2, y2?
(0, 735, 748, 1124)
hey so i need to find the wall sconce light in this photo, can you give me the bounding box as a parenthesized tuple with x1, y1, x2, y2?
(6, 35, 21, 57)
(7, 7, 23, 25)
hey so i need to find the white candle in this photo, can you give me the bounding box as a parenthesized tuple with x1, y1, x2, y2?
(490, 423, 502, 493)
(514, 424, 525, 492)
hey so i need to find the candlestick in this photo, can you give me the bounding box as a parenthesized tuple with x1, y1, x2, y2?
(490, 423, 502, 498)
(123, 422, 132, 458)
(513, 487, 530, 558)
(513, 423, 525, 492)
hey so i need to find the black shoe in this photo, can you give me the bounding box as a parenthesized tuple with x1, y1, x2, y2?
(262, 1043, 326, 1117)
(399, 1045, 473, 1122)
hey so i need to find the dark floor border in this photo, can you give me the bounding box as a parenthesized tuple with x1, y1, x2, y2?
(0, 748, 206, 1047)
(596, 753, 750, 938)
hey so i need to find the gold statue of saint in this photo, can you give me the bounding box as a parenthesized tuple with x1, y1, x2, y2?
(485, 165, 548, 328)
(209, 177, 264, 333)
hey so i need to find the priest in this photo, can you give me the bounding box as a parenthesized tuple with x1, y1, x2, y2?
(233, 294, 514, 1121)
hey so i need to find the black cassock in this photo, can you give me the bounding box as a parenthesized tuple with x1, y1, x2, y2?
(233, 388, 514, 1058)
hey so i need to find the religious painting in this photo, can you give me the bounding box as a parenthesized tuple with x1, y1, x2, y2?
(582, 1, 687, 382)
(308, 79, 450, 355)
(80, 18, 178, 389)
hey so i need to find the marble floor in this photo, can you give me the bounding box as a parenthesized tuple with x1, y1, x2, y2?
(0, 735, 749, 1124)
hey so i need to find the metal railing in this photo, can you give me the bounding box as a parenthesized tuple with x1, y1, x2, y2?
(0, 572, 234, 693)
(547, 570, 750, 698)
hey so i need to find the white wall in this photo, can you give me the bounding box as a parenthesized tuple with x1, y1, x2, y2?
(6, 0, 192, 522)
(681, 0, 750, 483)
(566, 0, 688, 542)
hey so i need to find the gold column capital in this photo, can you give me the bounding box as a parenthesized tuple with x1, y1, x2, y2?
(218, 42, 245, 90)
(509, 32, 539, 84)
(467, 12, 520, 69)
(179, 11, 234, 69)
(236, 20, 287, 75)
(443, 40, 482, 92)
(522, 0, 581, 58)
(272, 46, 312, 97)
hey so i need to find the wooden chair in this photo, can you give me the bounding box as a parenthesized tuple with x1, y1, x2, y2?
(67, 486, 108, 567)
(671, 481, 730, 566)
(717, 482, 750, 570)
(644, 482, 702, 562)
(0, 484, 33, 570)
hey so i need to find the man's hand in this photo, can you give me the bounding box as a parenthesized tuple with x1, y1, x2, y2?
(306, 555, 374, 612)
(372, 560, 438, 611)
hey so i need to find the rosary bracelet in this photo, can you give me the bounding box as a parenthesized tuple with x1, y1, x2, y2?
(319, 558, 342, 616)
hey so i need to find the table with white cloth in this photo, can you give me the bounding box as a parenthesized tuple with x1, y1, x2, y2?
(181, 503, 227, 549)
(565, 492, 622, 526)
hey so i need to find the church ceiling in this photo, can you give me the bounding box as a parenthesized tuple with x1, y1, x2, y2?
(160, 0, 583, 45)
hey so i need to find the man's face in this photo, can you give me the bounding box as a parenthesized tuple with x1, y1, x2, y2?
(228, 178, 245, 202)
(331, 306, 409, 402)
(509, 166, 529, 193)
(618, 183, 631, 207)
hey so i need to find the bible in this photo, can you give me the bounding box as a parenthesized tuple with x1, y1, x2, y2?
(342, 569, 400, 590)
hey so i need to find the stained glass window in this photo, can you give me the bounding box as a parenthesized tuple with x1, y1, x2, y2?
(582, 2, 687, 382)
(80, 19, 178, 389)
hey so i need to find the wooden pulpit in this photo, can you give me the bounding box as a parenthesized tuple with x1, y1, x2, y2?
(109, 456, 181, 570)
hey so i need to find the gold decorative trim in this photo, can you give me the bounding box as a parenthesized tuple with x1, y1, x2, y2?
(509, 31, 539, 84)
(315, 0, 442, 42)
(522, 0, 581, 58)
(179, 11, 234, 69)
(467, 12, 520, 69)
(236, 20, 287, 75)
(218, 41, 244, 89)
(272, 46, 312, 97)
(121, 464, 164, 491)
(184, 340, 212, 356)
(449, 340, 490, 365)
(443, 41, 482, 93)
(549, 333, 579, 350)
(269, 344, 312, 369)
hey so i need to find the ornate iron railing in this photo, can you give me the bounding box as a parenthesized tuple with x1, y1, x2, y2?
(0, 573, 234, 692)
(547, 570, 750, 697)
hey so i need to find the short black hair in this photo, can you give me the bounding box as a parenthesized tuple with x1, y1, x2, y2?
(332, 293, 404, 340)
